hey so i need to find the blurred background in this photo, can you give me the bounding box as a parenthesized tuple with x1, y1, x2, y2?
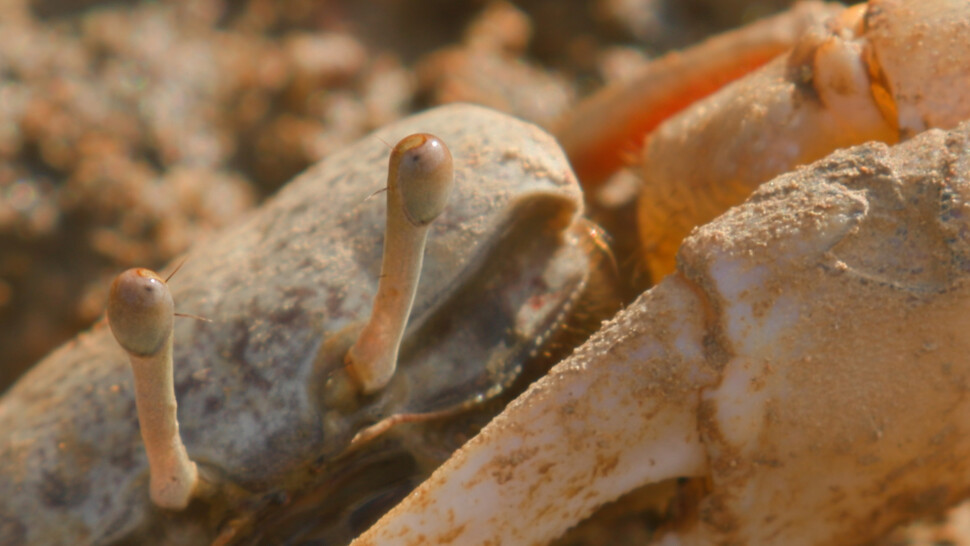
(0, 0, 802, 391)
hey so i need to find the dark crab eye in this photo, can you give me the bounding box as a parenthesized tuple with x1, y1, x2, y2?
(107, 268, 174, 358)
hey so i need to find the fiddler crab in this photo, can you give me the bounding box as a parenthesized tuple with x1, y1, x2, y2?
(2, 0, 970, 544)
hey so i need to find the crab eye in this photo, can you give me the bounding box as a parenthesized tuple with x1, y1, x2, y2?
(107, 268, 175, 358)
(391, 133, 454, 227)
(106, 267, 198, 510)
(345, 133, 455, 394)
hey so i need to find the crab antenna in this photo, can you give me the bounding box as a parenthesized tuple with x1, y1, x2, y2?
(345, 133, 454, 394)
(107, 268, 199, 510)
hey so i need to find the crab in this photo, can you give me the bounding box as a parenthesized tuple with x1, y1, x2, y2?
(0, 104, 597, 544)
(2, 1, 970, 545)
(356, 120, 970, 546)
(356, 0, 970, 543)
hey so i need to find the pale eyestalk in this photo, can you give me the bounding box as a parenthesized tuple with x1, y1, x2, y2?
(107, 268, 198, 510)
(345, 133, 454, 394)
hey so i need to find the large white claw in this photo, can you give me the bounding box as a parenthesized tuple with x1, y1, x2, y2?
(353, 271, 716, 545)
(354, 122, 970, 546)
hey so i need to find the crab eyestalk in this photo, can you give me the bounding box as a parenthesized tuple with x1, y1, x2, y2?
(107, 268, 198, 510)
(345, 133, 454, 394)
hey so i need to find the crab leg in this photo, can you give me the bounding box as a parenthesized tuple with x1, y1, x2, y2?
(555, 1, 843, 188)
(355, 122, 970, 545)
(636, 0, 970, 280)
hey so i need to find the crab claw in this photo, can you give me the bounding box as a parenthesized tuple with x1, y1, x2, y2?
(351, 270, 715, 545)
(354, 122, 970, 546)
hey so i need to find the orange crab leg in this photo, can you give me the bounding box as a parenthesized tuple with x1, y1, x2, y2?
(555, 2, 842, 188)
